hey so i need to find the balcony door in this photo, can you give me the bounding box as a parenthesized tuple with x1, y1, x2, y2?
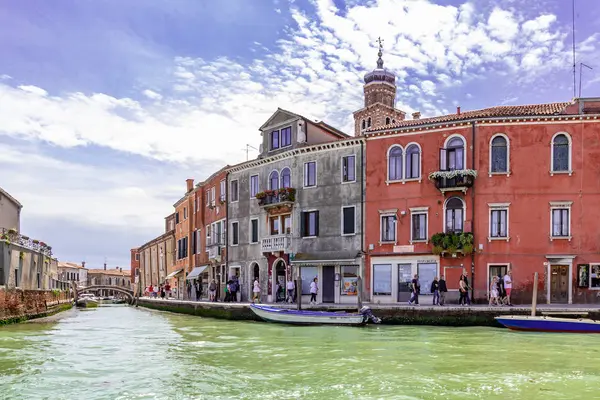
(397, 264, 412, 302)
(440, 137, 465, 171)
(322, 265, 335, 303)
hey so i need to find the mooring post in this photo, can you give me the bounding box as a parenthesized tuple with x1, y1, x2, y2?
(296, 276, 302, 311)
(531, 272, 539, 317)
(357, 276, 363, 312)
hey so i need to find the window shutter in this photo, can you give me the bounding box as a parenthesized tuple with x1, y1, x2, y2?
(315, 211, 320, 236)
(439, 148, 446, 171)
(301, 212, 306, 236)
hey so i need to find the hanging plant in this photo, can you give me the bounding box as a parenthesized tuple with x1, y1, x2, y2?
(32, 239, 40, 244)
(462, 244, 474, 255)
(428, 169, 478, 181)
(432, 246, 444, 255)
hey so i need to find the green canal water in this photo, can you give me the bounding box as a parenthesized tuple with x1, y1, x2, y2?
(1, 305, 599, 400)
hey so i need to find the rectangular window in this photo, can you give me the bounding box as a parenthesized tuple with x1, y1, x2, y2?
(490, 209, 508, 238)
(231, 222, 239, 245)
(411, 213, 427, 241)
(280, 127, 292, 147)
(301, 211, 319, 237)
(192, 230, 197, 254)
(183, 207, 187, 220)
(220, 180, 226, 202)
(301, 266, 318, 295)
(283, 214, 292, 234)
(590, 265, 600, 289)
(341, 265, 358, 296)
(342, 206, 356, 235)
(196, 229, 202, 253)
(210, 187, 216, 206)
(135, 254, 140, 261)
(304, 161, 316, 187)
(230, 180, 239, 202)
(270, 216, 280, 235)
(271, 130, 279, 150)
(250, 175, 259, 197)
(551, 208, 570, 237)
(206, 225, 211, 246)
(250, 219, 259, 243)
(342, 155, 356, 182)
(193, 199, 197, 213)
(205, 191, 210, 207)
(175, 212, 180, 224)
(381, 215, 396, 242)
(373, 264, 392, 295)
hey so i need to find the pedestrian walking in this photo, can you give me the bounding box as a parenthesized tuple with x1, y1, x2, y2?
(408, 274, 420, 305)
(209, 279, 217, 302)
(431, 276, 440, 305)
(252, 278, 261, 303)
(439, 275, 448, 306)
(503, 270, 513, 306)
(286, 278, 295, 303)
(309, 278, 318, 305)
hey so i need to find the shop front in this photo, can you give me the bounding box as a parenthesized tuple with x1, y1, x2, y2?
(186, 265, 209, 300)
(371, 255, 440, 304)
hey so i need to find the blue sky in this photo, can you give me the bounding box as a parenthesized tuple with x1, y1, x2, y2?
(1, 0, 599, 269)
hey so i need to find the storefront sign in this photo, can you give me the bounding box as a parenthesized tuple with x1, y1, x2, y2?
(417, 259, 436, 264)
(394, 245, 414, 253)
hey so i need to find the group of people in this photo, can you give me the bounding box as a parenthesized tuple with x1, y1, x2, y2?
(407, 270, 513, 306)
(144, 283, 171, 299)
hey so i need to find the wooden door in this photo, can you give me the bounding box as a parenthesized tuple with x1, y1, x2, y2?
(322, 266, 335, 303)
(550, 265, 569, 304)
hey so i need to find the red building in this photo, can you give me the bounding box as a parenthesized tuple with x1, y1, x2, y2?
(364, 98, 600, 305)
(129, 248, 139, 284)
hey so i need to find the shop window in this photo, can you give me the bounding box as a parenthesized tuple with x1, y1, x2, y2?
(373, 264, 392, 295)
(341, 266, 358, 296)
(301, 266, 318, 295)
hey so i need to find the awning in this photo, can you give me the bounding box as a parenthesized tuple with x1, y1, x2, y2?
(186, 266, 208, 280)
(290, 251, 361, 264)
(165, 268, 183, 279)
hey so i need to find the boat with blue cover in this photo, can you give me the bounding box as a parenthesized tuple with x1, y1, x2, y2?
(250, 304, 381, 326)
(495, 315, 600, 333)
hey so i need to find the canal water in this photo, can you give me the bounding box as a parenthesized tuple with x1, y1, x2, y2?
(1, 305, 599, 400)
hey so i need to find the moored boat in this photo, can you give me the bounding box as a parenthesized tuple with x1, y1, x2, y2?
(495, 315, 600, 333)
(250, 304, 381, 326)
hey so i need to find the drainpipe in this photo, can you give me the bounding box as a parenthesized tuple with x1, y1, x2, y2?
(360, 140, 366, 304)
(471, 121, 476, 303)
(225, 171, 229, 291)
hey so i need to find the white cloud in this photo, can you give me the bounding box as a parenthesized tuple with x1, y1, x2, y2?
(18, 85, 48, 96)
(142, 89, 163, 100)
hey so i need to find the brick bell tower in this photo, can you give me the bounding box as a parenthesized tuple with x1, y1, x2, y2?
(353, 37, 406, 136)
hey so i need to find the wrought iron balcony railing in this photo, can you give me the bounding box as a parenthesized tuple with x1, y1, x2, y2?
(0, 228, 53, 256)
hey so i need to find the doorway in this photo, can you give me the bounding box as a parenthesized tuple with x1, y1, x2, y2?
(274, 260, 286, 302)
(489, 265, 508, 295)
(322, 265, 335, 303)
(550, 265, 569, 304)
(397, 264, 412, 302)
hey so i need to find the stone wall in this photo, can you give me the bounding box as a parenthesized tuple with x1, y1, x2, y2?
(0, 288, 71, 323)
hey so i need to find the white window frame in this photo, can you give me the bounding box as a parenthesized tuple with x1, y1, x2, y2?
(268, 169, 280, 190)
(301, 209, 318, 239)
(205, 224, 211, 246)
(341, 154, 356, 184)
(303, 161, 317, 188)
(488, 133, 511, 177)
(589, 264, 600, 290)
(195, 228, 202, 254)
(341, 205, 356, 236)
(250, 174, 260, 198)
(280, 126, 293, 149)
(549, 201, 572, 241)
(488, 202, 510, 242)
(280, 167, 292, 188)
(442, 134, 468, 171)
(205, 191, 210, 208)
(193, 199, 197, 214)
(270, 129, 280, 151)
(404, 142, 422, 183)
(443, 197, 467, 233)
(249, 218, 259, 244)
(550, 132, 573, 176)
(231, 221, 239, 246)
(219, 179, 226, 202)
(230, 179, 239, 203)
(409, 206, 428, 243)
(379, 210, 397, 243)
(386, 144, 404, 184)
(210, 186, 216, 206)
(183, 207, 187, 220)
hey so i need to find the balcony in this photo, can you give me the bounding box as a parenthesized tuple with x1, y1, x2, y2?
(261, 235, 292, 253)
(256, 188, 296, 212)
(428, 170, 477, 194)
(0, 228, 53, 256)
(208, 245, 222, 261)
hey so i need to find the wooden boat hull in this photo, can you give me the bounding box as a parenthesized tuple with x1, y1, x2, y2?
(250, 304, 368, 326)
(495, 315, 600, 333)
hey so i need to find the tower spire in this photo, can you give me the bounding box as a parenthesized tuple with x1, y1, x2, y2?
(376, 36, 384, 69)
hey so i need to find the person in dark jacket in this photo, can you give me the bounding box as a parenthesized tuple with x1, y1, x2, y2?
(438, 275, 448, 306)
(408, 274, 420, 305)
(430, 277, 440, 305)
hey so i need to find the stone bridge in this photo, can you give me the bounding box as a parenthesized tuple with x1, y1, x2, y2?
(73, 284, 135, 304)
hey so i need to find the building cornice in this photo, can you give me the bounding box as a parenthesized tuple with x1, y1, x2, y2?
(138, 229, 175, 251)
(226, 138, 365, 173)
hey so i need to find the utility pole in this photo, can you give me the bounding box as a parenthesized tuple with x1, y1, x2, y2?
(242, 144, 259, 161)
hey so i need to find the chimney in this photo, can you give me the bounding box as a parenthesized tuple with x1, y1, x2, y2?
(456, 106, 461, 115)
(119, 268, 122, 273)
(412, 111, 421, 120)
(82, 261, 85, 269)
(186, 179, 194, 192)
(104, 263, 107, 270)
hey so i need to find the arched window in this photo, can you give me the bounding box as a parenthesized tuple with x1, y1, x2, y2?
(490, 135, 508, 173)
(445, 197, 464, 233)
(405, 144, 421, 179)
(269, 170, 279, 190)
(385, 117, 391, 125)
(361, 119, 366, 130)
(392, 119, 396, 124)
(444, 136, 465, 170)
(552, 133, 570, 172)
(388, 146, 403, 181)
(280, 168, 291, 188)
(367, 117, 372, 128)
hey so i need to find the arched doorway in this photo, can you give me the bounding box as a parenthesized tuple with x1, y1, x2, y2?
(273, 259, 286, 303)
(250, 262, 259, 301)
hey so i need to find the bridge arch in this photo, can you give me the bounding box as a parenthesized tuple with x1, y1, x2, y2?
(77, 285, 135, 303)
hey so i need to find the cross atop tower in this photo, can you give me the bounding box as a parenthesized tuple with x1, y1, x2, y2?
(376, 37, 384, 50)
(376, 37, 384, 69)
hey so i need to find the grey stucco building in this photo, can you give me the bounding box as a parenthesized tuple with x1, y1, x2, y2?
(227, 109, 365, 304)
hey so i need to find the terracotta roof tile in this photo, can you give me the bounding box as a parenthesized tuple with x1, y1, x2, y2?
(366, 102, 572, 133)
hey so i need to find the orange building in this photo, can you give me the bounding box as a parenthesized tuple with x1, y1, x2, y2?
(364, 98, 600, 305)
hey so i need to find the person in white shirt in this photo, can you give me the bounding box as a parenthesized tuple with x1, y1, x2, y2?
(503, 270, 513, 306)
(286, 279, 295, 303)
(309, 278, 318, 305)
(252, 279, 261, 303)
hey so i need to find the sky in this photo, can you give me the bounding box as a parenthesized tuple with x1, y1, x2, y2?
(1, 0, 599, 269)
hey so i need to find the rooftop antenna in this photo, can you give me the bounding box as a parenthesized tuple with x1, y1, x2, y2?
(579, 63, 593, 98)
(242, 144, 258, 161)
(572, 0, 576, 98)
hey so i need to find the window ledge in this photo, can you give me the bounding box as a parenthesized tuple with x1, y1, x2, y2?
(302, 185, 317, 189)
(488, 236, 510, 242)
(341, 233, 357, 237)
(550, 235, 572, 241)
(488, 171, 511, 177)
(550, 170, 574, 177)
(302, 236, 317, 239)
(385, 178, 422, 185)
(379, 241, 396, 245)
(341, 180, 357, 185)
(409, 240, 428, 244)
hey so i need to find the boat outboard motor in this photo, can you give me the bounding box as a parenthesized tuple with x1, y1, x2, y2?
(360, 306, 382, 324)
